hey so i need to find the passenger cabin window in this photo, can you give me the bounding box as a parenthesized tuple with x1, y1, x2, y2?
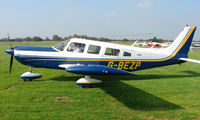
(105, 48, 120, 56)
(123, 51, 131, 57)
(67, 42, 86, 53)
(87, 45, 101, 54)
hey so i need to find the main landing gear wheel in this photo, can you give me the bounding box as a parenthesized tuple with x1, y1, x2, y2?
(76, 76, 102, 87)
(20, 67, 43, 81)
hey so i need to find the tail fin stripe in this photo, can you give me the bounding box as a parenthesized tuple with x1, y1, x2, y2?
(170, 26, 196, 58)
(135, 26, 196, 62)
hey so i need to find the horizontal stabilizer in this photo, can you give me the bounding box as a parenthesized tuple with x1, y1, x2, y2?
(179, 58, 200, 64)
(66, 65, 136, 75)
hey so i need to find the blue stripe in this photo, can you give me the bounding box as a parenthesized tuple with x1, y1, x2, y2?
(14, 46, 57, 52)
(14, 55, 182, 72)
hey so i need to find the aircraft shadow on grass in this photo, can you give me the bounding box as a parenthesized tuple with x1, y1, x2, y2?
(50, 70, 200, 111)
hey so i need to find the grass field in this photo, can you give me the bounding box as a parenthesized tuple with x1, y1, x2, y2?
(0, 41, 200, 120)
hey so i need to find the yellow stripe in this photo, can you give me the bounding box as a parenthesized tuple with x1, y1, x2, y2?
(25, 27, 195, 62)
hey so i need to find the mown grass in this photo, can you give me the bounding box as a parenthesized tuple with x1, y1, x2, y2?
(0, 41, 200, 120)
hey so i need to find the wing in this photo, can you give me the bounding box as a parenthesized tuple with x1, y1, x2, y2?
(59, 64, 136, 75)
(179, 58, 200, 64)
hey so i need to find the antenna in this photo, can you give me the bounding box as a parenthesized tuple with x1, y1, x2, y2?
(7, 32, 10, 41)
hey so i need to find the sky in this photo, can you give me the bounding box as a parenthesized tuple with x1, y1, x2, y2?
(0, 0, 200, 40)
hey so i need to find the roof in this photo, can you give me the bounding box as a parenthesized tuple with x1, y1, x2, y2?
(70, 38, 167, 52)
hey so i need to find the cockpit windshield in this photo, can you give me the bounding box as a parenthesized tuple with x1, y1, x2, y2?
(53, 40, 69, 51)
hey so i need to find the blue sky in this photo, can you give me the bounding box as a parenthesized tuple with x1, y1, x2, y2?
(0, 0, 200, 40)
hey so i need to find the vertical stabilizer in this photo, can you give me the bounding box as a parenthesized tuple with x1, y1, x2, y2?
(166, 26, 196, 58)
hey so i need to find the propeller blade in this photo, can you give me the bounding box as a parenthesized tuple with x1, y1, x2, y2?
(5, 44, 15, 74)
(9, 54, 14, 74)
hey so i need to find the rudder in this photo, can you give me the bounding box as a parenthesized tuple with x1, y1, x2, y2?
(176, 26, 196, 58)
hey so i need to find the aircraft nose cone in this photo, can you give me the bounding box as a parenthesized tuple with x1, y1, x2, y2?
(5, 48, 14, 55)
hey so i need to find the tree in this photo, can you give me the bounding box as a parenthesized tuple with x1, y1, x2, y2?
(15, 38, 23, 41)
(25, 37, 32, 41)
(148, 37, 165, 43)
(63, 37, 68, 40)
(32, 36, 42, 41)
(45, 37, 51, 41)
(123, 38, 128, 41)
(52, 35, 62, 41)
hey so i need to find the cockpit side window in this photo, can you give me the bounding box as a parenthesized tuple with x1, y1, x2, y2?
(67, 42, 86, 53)
(123, 51, 131, 57)
(105, 48, 120, 56)
(53, 40, 69, 51)
(87, 45, 101, 54)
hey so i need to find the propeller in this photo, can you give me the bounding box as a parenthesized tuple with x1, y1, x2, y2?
(9, 51, 14, 74)
(5, 33, 15, 74)
(9, 44, 14, 74)
(5, 44, 14, 74)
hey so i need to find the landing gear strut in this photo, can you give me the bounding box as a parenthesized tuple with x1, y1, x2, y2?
(30, 67, 33, 73)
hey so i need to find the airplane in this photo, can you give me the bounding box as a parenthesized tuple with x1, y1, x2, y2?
(4, 25, 200, 87)
(160, 41, 171, 47)
(131, 40, 148, 47)
(150, 41, 171, 48)
(132, 40, 170, 48)
(147, 41, 161, 47)
(190, 43, 200, 51)
(147, 41, 171, 48)
(193, 43, 200, 47)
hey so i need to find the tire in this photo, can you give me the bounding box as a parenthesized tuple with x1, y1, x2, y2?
(24, 79, 32, 81)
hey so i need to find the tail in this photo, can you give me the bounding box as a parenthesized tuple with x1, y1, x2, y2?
(166, 26, 196, 58)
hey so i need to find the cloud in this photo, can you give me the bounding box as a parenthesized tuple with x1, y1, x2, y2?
(107, 11, 117, 17)
(137, 0, 153, 8)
